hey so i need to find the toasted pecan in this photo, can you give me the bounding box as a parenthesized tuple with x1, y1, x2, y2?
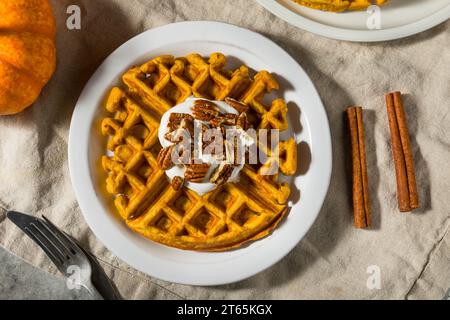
(165, 118, 194, 143)
(192, 100, 220, 121)
(210, 113, 238, 127)
(224, 138, 240, 166)
(171, 176, 184, 191)
(167, 113, 194, 135)
(236, 112, 249, 130)
(185, 163, 211, 183)
(169, 112, 194, 123)
(225, 97, 249, 114)
(210, 162, 234, 185)
(157, 146, 174, 170)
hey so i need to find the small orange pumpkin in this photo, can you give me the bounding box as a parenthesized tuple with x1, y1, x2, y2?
(0, 0, 56, 115)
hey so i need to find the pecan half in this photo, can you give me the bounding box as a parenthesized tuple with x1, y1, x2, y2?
(210, 113, 238, 127)
(236, 112, 249, 130)
(171, 176, 184, 191)
(225, 97, 249, 114)
(169, 112, 194, 124)
(209, 117, 224, 127)
(167, 113, 194, 135)
(157, 145, 174, 170)
(200, 123, 209, 136)
(224, 138, 240, 166)
(192, 100, 220, 121)
(185, 163, 211, 183)
(183, 118, 195, 136)
(202, 128, 224, 157)
(164, 130, 181, 143)
(165, 118, 194, 143)
(172, 144, 193, 165)
(210, 162, 234, 185)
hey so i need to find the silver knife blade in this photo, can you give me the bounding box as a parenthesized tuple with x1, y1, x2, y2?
(6, 210, 40, 231)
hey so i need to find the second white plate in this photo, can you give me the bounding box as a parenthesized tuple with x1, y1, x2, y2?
(257, 0, 450, 42)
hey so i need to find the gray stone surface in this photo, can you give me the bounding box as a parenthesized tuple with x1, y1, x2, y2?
(0, 246, 91, 300)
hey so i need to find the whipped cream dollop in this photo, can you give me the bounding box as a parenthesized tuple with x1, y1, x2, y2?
(158, 98, 254, 195)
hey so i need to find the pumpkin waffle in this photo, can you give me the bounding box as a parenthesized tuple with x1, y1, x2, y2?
(292, 0, 387, 12)
(258, 137, 298, 177)
(101, 53, 297, 251)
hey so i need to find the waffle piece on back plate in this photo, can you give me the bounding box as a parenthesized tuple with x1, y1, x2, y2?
(292, 0, 387, 12)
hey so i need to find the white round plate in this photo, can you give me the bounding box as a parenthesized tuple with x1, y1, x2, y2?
(69, 21, 332, 285)
(257, 0, 450, 42)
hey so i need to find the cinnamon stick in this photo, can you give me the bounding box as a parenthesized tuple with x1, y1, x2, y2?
(385, 92, 419, 212)
(346, 106, 371, 228)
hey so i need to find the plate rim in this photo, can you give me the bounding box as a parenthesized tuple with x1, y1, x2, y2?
(256, 0, 450, 42)
(68, 21, 332, 285)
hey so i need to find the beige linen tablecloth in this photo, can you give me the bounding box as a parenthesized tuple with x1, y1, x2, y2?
(0, 0, 449, 300)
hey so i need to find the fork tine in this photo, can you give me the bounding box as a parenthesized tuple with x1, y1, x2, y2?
(24, 225, 66, 272)
(29, 222, 70, 260)
(40, 217, 77, 256)
(41, 216, 82, 255)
